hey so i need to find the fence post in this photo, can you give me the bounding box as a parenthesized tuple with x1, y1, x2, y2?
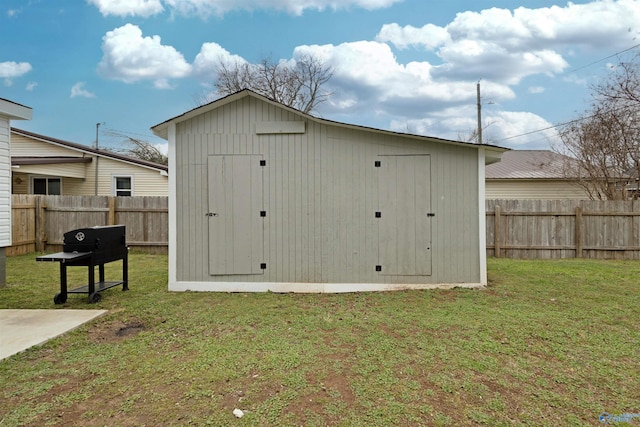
(494, 205, 501, 258)
(108, 197, 116, 225)
(575, 206, 583, 258)
(35, 196, 45, 252)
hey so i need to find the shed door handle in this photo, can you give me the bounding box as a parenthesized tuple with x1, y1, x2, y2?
(205, 212, 218, 217)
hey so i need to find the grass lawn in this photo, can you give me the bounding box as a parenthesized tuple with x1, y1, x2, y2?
(1, 253, 639, 426)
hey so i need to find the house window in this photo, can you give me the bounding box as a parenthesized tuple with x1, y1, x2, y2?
(33, 178, 61, 195)
(114, 176, 133, 197)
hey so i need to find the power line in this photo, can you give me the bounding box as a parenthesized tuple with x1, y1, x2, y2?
(497, 104, 637, 143)
(490, 43, 640, 144)
(571, 42, 640, 73)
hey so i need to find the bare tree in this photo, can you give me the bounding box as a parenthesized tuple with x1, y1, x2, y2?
(556, 52, 640, 200)
(104, 130, 168, 166)
(123, 137, 168, 166)
(202, 54, 334, 114)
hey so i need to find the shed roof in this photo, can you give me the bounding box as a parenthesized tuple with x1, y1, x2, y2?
(485, 150, 576, 180)
(151, 89, 508, 164)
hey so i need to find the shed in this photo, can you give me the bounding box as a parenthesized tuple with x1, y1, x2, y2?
(0, 98, 32, 286)
(152, 90, 507, 292)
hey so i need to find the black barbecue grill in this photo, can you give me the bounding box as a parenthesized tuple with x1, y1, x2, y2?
(36, 225, 129, 304)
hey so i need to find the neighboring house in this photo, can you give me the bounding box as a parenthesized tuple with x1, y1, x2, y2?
(10, 128, 168, 196)
(485, 150, 591, 199)
(0, 99, 32, 285)
(152, 89, 507, 293)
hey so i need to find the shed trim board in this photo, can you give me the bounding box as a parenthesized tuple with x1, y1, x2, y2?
(478, 148, 488, 285)
(155, 90, 507, 293)
(169, 281, 485, 293)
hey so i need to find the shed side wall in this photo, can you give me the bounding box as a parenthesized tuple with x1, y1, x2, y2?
(174, 96, 480, 286)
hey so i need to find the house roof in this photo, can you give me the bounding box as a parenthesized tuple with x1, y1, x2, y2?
(12, 156, 93, 166)
(11, 127, 168, 173)
(151, 89, 509, 164)
(485, 150, 575, 180)
(0, 98, 32, 121)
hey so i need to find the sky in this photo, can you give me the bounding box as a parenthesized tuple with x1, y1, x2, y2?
(2, 0, 640, 155)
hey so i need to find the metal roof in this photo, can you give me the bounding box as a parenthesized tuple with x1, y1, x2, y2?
(485, 150, 576, 179)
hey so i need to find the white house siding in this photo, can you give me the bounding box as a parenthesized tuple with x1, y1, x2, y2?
(0, 118, 10, 246)
(10, 133, 80, 156)
(173, 95, 482, 288)
(95, 157, 168, 197)
(11, 172, 28, 193)
(17, 163, 86, 179)
(486, 180, 590, 199)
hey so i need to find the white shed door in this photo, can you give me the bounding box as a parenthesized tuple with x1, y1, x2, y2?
(208, 155, 264, 275)
(378, 155, 432, 276)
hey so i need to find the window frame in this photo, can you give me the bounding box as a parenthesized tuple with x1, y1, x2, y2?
(112, 175, 134, 197)
(31, 176, 62, 195)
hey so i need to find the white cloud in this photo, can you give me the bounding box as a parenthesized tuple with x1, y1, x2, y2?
(528, 86, 545, 94)
(70, 82, 96, 98)
(376, 0, 640, 86)
(297, 41, 515, 118)
(97, 24, 192, 89)
(0, 61, 32, 78)
(192, 42, 247, 78)
(26, 82, 38, 91)
(483, 111, 560, 149)
(376, 23, 450, 50)
(87, 0, 164, 17)
(0, 61, 31, 86)
(88, 0, 401, 18)
(389, 109, 559, 149)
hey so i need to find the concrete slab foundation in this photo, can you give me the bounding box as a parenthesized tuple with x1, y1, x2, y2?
(0, 309, 107, 360)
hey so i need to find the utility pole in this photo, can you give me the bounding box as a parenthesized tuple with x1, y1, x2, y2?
(477, 81, 482, 145)
(95, 122, 104, 195)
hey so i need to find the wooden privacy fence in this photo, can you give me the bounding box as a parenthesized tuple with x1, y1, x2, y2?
(10, 195, 168, 256)
(10, 196, 640, 259)
(487, 199, 640, 259)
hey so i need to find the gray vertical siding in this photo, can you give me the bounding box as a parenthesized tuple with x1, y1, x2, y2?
(175, 96, 480, 285)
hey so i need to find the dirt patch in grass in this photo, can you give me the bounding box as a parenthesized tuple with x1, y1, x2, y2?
(87, 318, 145, 343)
(285, 369, 356, 423)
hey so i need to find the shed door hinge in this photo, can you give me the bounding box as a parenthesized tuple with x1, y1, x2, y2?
(374, 161, 381, 167)
(260, 160, 266, 166)
(375, 212, 382, 218)
(427, 212, 435, 217)
(260, 211, 267, 217)
(375, 265, 382, 272)
(260, 263, 267, 270)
